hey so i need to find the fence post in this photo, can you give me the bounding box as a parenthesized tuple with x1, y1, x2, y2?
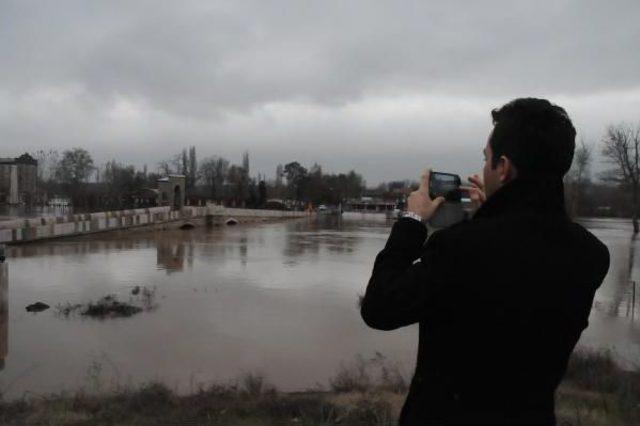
(0, 244, 8, 370)
(633, 280, 637, 321)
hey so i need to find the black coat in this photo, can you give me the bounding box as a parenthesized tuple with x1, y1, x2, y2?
(361, 176, 610, 425)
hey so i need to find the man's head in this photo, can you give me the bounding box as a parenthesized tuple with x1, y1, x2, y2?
(482, 98, 576, 198)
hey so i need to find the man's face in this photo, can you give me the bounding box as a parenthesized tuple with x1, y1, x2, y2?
(482, 135, 502, 198)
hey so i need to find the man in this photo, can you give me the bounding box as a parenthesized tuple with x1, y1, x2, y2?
(361, 98, 610, 425)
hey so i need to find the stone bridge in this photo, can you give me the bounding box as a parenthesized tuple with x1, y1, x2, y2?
(0, 205, 311, 244)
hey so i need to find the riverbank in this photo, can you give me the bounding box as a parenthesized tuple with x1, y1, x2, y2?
(0, 350, 637, 425)
(0, 206, 311, 244)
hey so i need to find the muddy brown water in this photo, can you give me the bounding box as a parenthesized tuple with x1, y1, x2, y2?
(0, 215, 638, 399)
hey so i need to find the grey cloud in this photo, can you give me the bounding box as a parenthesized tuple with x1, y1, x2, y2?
(1, 0, 639, 184)
(3, 1, 639, 113)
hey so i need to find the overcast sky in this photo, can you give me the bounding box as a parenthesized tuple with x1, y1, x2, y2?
(1, 0, 639, 185)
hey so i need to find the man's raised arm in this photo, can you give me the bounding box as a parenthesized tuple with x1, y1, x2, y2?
(361, 218, 430, 329)
(361, 169, 447, 330)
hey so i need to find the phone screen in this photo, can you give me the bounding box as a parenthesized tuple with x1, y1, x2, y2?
(429, 172, 461, 202)
(427, 172, 466, 229)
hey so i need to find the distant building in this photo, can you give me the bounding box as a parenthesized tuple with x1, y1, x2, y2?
(345, 196, 474, 217)
(157, 174, 185, 210)
(265, 198, 287, 210)
(0, 153, 38, 205)
(345, 197, 397, 212)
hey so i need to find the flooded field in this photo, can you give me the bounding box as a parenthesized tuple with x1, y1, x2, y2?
(0, 215, 638, 399)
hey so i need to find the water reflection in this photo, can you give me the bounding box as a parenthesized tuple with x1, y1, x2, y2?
(239, 236, 248, 266)
(283, 216, 363, 263)
(8, 235, 155, 258)
(570, 218, 640, 365)
(157, 241, 186, 272)
(578, 219, 638, 319)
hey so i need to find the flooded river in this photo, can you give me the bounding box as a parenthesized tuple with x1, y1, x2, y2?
(0, 215, 639, 398)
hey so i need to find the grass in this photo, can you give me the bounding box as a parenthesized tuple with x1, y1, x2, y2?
(329, 352, 407, 394)
(0, 380, 397, 425)
(556, 349, 640, 425)
(0, 350, 638, 425)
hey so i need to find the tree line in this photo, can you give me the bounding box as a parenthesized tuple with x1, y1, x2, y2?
(27, 121, 640, 227)
(31, 148, 366, 212)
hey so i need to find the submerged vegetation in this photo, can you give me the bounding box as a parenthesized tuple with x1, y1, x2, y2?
(55, 286, 157, 319)
(0, 350, 637, 425)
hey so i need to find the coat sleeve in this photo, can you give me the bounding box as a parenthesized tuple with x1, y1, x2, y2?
(360, 217, 446, 330)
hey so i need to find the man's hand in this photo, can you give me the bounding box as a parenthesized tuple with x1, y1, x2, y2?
(460, 174, 486, 211)
(407, 169, 445, 221)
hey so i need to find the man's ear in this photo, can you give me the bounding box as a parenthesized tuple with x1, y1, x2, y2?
(498, 155, 517, 183)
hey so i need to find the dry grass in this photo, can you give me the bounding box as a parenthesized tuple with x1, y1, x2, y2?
(0, 350, 637, 425)
(556, 349, 640, 425)
(329, 352, 407, 394)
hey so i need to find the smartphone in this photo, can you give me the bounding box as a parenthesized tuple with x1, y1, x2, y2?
(428, 172, 466, 228)
(429, 172, 462, 201)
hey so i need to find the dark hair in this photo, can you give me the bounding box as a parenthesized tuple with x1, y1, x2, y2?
(489, 98, 576, 177)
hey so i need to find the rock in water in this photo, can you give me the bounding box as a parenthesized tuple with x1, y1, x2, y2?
(26, 302, 50, 312)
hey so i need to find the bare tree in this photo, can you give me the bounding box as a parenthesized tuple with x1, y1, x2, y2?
(227, 164, 249, 206)
(274, 164, 284, 198)
(55, 148, 95, 185)
(181, 149, 188, 176)
(242, 151, 250, 175)
(32, 149, 59, 183)
(157, 160, 172, 176)
(601, 123, 640, 233)
(199, 156, 229, 200)
(157, 153, 182, 175)
(567, 139, 592, 217)
(188, 146, 197, 192)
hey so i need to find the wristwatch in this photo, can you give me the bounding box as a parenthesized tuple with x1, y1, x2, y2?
(400, 211, 424, 223)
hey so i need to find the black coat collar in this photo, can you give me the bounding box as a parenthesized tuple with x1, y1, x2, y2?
(473, 175, 567, 220)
